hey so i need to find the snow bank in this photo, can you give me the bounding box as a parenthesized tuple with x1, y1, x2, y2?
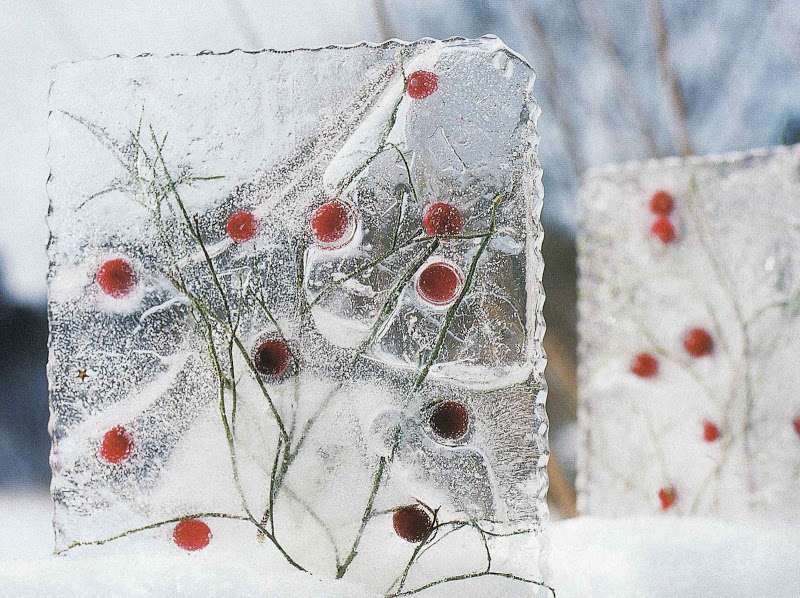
(3, 494, 798, 597)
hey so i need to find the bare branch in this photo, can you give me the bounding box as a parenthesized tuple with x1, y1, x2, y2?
(647, 0, 694, 156)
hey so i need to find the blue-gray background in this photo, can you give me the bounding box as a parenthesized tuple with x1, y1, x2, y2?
(0, 1, 797, 513)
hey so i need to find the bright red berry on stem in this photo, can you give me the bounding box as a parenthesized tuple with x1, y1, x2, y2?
(650, 216, 676, 244)
(173, 518, 211, 551)
(630, 352, 659, 378)
(658, 487, 677, 511)
(310, 201, 354, 248)
(702, 419, 720, 442)
(393, 505, 433, 543)
(429, 401, 469, 441)
(253, 339, 292, 380)
(649, 190, 674, 215)
(406, 71, 438, 99)
(416, 262, 462, 306)
(226, 210, 258, 242)
(100, 426, 132, 464)
(422, 202, 464, 237)
(684, 327, 714, 358)
(96, 258, 136, 298)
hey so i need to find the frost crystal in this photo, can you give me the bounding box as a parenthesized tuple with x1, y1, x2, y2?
(578, 145, 800, 519)
(47, 38, 549, 595)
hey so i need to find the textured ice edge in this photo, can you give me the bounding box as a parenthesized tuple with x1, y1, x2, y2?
(581, 142, 800, 177)
(48, 34, 532, 70)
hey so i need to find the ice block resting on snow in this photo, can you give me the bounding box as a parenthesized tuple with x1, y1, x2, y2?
(578, 145, 800, 520)
(47, 37, 550, 596)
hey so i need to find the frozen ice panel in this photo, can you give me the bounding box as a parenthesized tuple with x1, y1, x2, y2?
(578, 145, 800, 520)
(47, 38, 551, 595)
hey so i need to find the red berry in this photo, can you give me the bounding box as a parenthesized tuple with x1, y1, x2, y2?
(406, 71, 438, 99)
(649, 190, 674, 215)
(96, 258, 136, 298)
(416, 262, 462, 306)
(253, 339, 292, 379)
(793, 416, 800, 437)
(100, 426, 132, 464)
(429, 401, 469, 441)
(422, 202, 464, 237)
(172, 518, 211, 551)
(684, 327, 713, 358)
(310, 201, 354, 248)
(630, 352, 659, 378)
(392, 505, 433, 543)
(702, 419, 720, 442)
(650, 216, 676, 244)
(658, 486, 677, 511)
(226, 210, 258, 242)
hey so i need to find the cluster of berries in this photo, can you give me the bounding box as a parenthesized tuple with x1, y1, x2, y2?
(91, 69, 472, 550)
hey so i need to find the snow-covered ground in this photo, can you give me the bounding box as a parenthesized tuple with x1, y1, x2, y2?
(3, 494, 798, 597)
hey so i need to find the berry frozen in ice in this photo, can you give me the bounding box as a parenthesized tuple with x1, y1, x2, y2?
(684, 328, 713, 358)
(96, 258, 136, 298)
(173, 518, 211, 551)
(253, 338, 292, 380)
(630, 352, 659, 378)
(650, 216, 676, 244)
(406, 71, 438, 99)
(416, 261, 462, 306)
(429, 400, 469, 441)
(310, 201, 355, 248)
(226, 210, 258, 242)
(649, 190, 674, 215)
(100, 426, 132, 464)
(422, 202, 464, 237)
(393, 505, 434, 543)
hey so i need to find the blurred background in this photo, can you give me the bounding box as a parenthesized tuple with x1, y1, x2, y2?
(1, 0, 799, 519)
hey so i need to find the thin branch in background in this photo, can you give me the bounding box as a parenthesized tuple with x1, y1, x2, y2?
(373, 0, 392, 41)
(521, 1, 586, 176)
(647, 0, 694, 156)
(548, 451, 577, 518)
(575, 0, 661, 158)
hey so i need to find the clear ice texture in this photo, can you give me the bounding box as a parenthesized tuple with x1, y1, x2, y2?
(578, 145, 800, 520)
(47, 38, 549, 596)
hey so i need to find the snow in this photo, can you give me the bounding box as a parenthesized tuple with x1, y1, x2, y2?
(2, 494, 798, 597)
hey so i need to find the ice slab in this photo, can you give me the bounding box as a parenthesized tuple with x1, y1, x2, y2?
(578, 145, 800, 519)
(47, 37, 549, 595)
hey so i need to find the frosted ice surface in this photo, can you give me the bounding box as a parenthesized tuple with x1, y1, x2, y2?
(578, 145, 800, 519)
(47, 38, 549, 596)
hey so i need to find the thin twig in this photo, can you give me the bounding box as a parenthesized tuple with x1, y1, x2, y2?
(647, 0, 694, 156)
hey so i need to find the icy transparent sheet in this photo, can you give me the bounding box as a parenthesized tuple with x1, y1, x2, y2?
(578, 145, 800, 519)
(47, 38, 550, 595)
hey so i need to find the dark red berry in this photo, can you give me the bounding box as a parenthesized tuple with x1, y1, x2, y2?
(684, 328, 713, 358)
(422, 202, 464, 237)
(702, 419, 720, 442)
(96, 258, 136, 298)
(630, 352, 659, 378)
(429, 401, 469, 441)
(650, 216, 676, 244)
(311, 201, 354, 247)
(658, 486, 677, 511)
(253, 339, 292, 379)
(392, 505, 433, 543)
(407, 71, 438, 99)
(226, 210, 258, 242)
(173, 519, 211, 551)
(100, 426, 132, 464)
(416, 262, 462, 306)
(649, 190, 674, 215)
(793, 416, 800, 438)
